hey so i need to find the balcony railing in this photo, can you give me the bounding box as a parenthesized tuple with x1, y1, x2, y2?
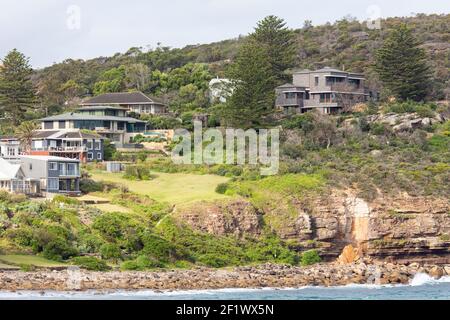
(59, 169, 79, 177)
(32, 146, 87, 152)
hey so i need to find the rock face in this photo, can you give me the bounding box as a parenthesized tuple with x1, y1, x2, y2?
(176, 200, 262, 237)
(365, 112, 445, 132)
(176, 192, 450, 264)
(337, 245, 361, 264)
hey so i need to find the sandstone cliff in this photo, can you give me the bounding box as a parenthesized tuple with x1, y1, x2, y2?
(174, 192, 450, 264)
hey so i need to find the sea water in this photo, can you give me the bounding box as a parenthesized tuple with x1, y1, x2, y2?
(0, 274, 449, 300)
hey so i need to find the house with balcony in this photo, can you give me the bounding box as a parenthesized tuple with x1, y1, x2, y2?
(39, 106, 146, 144)
(30, 129, 104, 163)
(81, 91, 168, 115)
(20, 155, 81, 196)
(276, 67, 375, 114)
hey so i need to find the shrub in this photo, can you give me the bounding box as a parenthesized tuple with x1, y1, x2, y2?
(79, 179, 103, 193)
(197, 253, 228, 268)
(141, 233, 179, 263)
(300, 249, 321, 266)
(99, 243, 122, 260)
(71, 256, 111, 271)
(135, 254, 164, 269)
(52, 195, 79, 205)
(42, 238, 78, 261)
(370, 123, 391, 136)
(120, 260, 139, 271)
(215, 183, 229, 194)
(123, 165, 151, 181)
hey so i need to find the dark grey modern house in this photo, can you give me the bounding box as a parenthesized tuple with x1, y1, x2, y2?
(276, 67, 375, 114)
(19, 155, 81, 196)
(81, 91, 168, 115)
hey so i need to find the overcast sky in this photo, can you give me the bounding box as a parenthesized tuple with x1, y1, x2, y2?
(1, 0, 448, 68)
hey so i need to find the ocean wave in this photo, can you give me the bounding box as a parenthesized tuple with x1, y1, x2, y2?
(409, 273, 450, 286)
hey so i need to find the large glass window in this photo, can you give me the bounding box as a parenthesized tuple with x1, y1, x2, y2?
(44, 122, 54, 130)
(48, 178, 59, 190)
(67, 163, 78, 176)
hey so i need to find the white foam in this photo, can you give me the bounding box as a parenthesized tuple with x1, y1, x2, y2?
(409, 273, 450, 286)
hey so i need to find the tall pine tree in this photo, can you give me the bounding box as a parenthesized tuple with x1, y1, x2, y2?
(223, 16, 295, 128)
(375, 24, 431, 101)
(224, 39, 276, 128)
(251, 15, 296, 84)
(0, 49, 36, 124)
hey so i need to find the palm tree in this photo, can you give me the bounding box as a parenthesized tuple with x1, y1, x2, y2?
(15, 121, 37, 154)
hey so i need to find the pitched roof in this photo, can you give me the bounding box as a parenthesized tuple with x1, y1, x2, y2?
(33, 130, 61, 139)
(76, 105, 129, 111)
(0, 158, 22, 180)
(81, 92, 165, 105)
(277, 83, 306, 89)
(40, 113, 146, 123)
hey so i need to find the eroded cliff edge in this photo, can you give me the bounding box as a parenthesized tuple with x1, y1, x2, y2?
(175, 192, 450, 264)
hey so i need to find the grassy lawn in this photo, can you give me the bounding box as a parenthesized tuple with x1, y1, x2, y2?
(92, 203, 131, 213)
(0, 262, 19, 269)
(0, 255, 66, 267)
(90, 171, 231, 205)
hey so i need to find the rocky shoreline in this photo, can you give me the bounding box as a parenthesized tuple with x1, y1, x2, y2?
(1, 262, 449, 292)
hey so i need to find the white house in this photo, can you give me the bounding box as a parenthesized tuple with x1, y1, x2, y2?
(0, 158, 35, 194)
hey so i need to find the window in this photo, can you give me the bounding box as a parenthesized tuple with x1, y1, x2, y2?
(97, 152, 102, 160)
(29, 163, 33, 170)
(59, 121, 66, 129)
(47, 178, 59, 191)
(87, 152, 93, 160)
(58, 163, 66, 175)
(67, 163, 78, 176)
(94, 141, 101, 150)
(314, 76, 319, 86)
(319, 93, 333, 103)
(44, 122, 54, 130)
(49, 162, 58, 170)
(86, 140, 93, 149)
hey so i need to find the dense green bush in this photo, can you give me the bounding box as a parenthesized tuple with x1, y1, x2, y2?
(215, 183, 229, 194)
(123, 165, 152, 180)
(99, 243, 122, 260)
(42, 238, 78, 261)
(71, 256, 111, 271)
(52, 195, 80, 205)
(79, 178, 103, 193)
(385, 101, 437, 115)
(300, 250, 322, 266)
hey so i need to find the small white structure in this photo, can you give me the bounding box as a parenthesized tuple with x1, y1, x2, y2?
(209, 78, 233, 103)
(0, 158, 35, 194)
(0, 136, 22, 161)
